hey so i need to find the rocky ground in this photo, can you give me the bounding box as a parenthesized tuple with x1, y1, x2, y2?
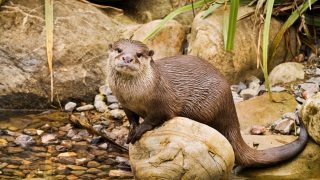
(1, 58, 320, 179)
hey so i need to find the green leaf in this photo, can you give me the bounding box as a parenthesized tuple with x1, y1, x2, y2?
(201, 1, 223, 19)
(45, 0, 54, 102)
(269, 0, 318, 65)
(225, 0, 239, 51)
(262, 0, 274, 100)
(142, 0, 214, 42)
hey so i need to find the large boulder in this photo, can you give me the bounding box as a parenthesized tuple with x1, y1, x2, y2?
(301, 92, 320, 145)
(188, 6, 297, 83)
(0, 0, 121, 108)
(132, 20, 185, 60)
(129, 117, 235, 180)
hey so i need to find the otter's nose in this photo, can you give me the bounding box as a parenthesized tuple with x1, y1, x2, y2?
(122, 56, 133, 63)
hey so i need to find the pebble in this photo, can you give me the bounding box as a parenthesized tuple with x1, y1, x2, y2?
(271, 86, 286, 92)
(23, 128, 38, 136)
(72, 141, 88, 150)
(75, 158, 88, 166)
(61, 140, 73, 149)
(109, 109, 126, 120)
(106, 95, 118, 104)
(108, 103, 119, 110)
(36, 130, 44, 136)
(66, 165, 87, 171)
(76, 104, 95, 111)
(59, 124, 73, 132)
(87, 167, 102, 174)
(58, 152, 77, 158)
(87, 161, 100, 168)
(109, 169, 133, 178)
(6, 147, 24, 154)
(273, 118, 295, 135)
(99, 85, 112, 95)
(67, 129, 77, 138)
(296, 96, 306, 104)
(94, 94, 108, 112)
(14, 135, 35, 147)
(250, 125, 266, 135)
(41, 124, 52, 131)
(71, 170, 85, 176)
(98, 143, 108, 150)
(240, 88, 258, 100)
(65, 102, 77, 112)
(66, 174, 78, 180)
(0, 139, 8, 148)
(31, 146, 47, 152)
(0, 163, 8, 169)
(71, 134, 83, 141)
(92, 124, 103, 132)
(55, 145, 68, 152)
(41, 134, 58, 144)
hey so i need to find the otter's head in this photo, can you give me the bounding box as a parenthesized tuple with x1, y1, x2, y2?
(108, 39, 154, 76)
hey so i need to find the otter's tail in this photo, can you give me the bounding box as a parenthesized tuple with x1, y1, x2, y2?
(226, 112, 308, 167)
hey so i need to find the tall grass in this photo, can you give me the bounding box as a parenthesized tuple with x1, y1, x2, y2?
(45, 0, 54, 102)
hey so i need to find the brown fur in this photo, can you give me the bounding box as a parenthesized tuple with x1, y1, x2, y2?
(107, 39, 308, 167)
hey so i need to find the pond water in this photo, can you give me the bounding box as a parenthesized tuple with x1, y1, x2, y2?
(0, 110, 131, 179)
(0, 111, 319, 179)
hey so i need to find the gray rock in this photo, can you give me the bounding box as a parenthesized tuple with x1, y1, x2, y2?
(99, 85, 112, 95)
(269, 62, 305, 86)
(71, 134, 83, 142)
(67, 129, 77, 138)
(108, 103, 119, 110)
(106, 95, 119, 104)
(92, 125, 104, 132)
(14, 135, 35, 147)
(65, 102, 77, 112)
(59, 124, 73, 132)
(300, 83, 319, 93)
(271, 86, 286, 92)
(61, 140, 73, 149)
(76, 104, 94, 111)
(98, 143, 108, 150)
(240, 88, 258, 100)
(41, 134, 58, 144)
(273, 119, 295, 135)
(94, 94, 108, 113)
(109, 109, 126, 120)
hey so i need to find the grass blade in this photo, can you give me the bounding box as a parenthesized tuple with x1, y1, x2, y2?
(225, 0, 239, 51)
(201, 1, 223, 19)
(262, 0, 275, 100)
(223, 9, 229, 49)
(142, 0, 214, 42)
(45, 0, 54, 102)
(269, 0, 318, 65)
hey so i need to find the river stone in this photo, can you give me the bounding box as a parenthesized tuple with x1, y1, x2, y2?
(129, 117, 234, 180)
(301, 92, 320, 145)
(14, 134, 35, 147)
(94, 94, 108, 113)
(269, 62, 305, 86)
(188, 6, 297, 83)
(0, 0, 121, 108)
(132, 20, 185, 60)
(64, 102, 77, 112)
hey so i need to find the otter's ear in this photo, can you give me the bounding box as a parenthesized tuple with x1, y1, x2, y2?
(108, 44, 113, 50)
(148, 50, 154, 57)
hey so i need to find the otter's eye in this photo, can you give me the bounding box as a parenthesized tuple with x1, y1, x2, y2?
(115, 48, 122, 53)
(136, 53, 142, 58)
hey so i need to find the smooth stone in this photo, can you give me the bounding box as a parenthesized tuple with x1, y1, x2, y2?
(269, 62, 305, 86)
(240, 88, 258, 100)
(250, 125, 266, 135)
(59, 124, 73, 132)
(31, 146, 47, 152)
(6, 147, 24, 153)
(41, 134, 58, 144)
(67, 129, 77, 138)
(61, 140, 73, 149)
(66, 165, 87, 171)
(94, 94, 108, 112)
(108, 103, 119, 110)
(129, 117, 234, 179)
(0, 163, 8, 169)
(86, 168, 102, 174)
(65, 102, 77, 112)
(109, 109, 126, 120)
(75, 158, 88, 166)
(76, 104, 94, 111)
(0, 139, 8, 148)
(273, 118, 295, 135)
(58, 152, 77, 158)
(109, 169, 133, 178)
(14, 135, 35, 147)
(106, 95, 118, 104)
(98, 143, 108, 150)
(99, 85, 112, 95)
(301, 92, 320, 145)
(36, 130, 44, 136)
(92, 124, 103, 132)
(87, 161, 100, 168)
(23, 128, 38, 136)
(271, 86, 286, 92)
(71, 170, 85, 176)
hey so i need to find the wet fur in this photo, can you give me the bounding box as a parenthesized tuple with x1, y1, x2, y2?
(107, 39, 308, 167)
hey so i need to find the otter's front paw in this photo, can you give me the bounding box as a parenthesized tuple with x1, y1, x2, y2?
(126, 128, 136, 144)
(127, 123, 153, 144)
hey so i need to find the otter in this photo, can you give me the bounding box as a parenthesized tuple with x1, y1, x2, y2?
(107, 39, 308, 167)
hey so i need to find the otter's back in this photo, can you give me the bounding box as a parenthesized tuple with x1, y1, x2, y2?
(155, 55, 232, 124)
